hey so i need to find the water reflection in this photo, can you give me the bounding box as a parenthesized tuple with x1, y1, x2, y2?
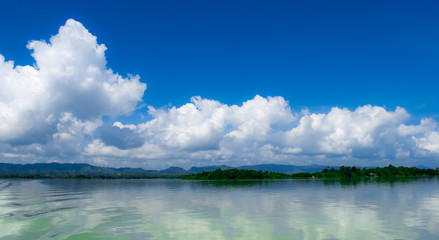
(0, 178, 438, 239)
(321, 176, 437, 186)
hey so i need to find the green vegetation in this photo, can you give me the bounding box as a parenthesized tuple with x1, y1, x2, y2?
(305, 165, 439, 179)
(183, 165, 439, 180)
(182, 168, 291, 180)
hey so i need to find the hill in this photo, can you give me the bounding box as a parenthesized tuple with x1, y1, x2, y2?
(0, 163, 182, 178)
(0, 162, 339, 179)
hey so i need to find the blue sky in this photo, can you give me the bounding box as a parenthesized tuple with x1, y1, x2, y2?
(0, 0, 439, 169)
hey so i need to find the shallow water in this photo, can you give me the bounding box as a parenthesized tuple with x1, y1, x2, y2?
(0, 178, 438, 240)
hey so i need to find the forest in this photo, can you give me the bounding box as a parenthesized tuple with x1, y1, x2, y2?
(308, 165, 439, 178)
(182, 168, 291, 180)
(183, 165, 439, 180)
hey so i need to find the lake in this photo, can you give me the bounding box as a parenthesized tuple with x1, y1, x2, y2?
(0, 178, 438, 240)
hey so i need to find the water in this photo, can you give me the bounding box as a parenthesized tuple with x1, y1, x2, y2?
(0, 178, 438, 240)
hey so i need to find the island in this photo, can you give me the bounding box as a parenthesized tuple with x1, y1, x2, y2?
(182, 165, 439, 180)
(182, 168, 291, 180)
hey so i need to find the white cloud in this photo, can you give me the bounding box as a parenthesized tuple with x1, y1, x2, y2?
(1, 19, 439, 169)
(285, 105, 410, 156)
(225, 95, 295, 141)
(415, 131, 439, 153)
(83, 95, 296, 168)
(84, 96, 439, 169)
(47, 113, 102, 157)
(140, 96, 230, 150)
(137, 95, 295, 151)
(398, 118, 437, 136)
(0, 19, 146, 146)
(282, 147, 303, 154)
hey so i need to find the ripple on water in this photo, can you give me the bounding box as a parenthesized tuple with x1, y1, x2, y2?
(0, 178, 438, 240)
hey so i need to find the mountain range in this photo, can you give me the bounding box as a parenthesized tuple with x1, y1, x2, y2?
(0, 162, 336, 178)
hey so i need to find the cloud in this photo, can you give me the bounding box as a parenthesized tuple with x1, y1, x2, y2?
(137, 95, 294, 151)
(1, 19, 438, 168)
(415, 131, 439, 153)
(86, 96, 439, 168)
(99, 122, 145, 150)
(0, 19, 146, 146)
(83, 95, 296, 167)
(285, 105, 410, 156)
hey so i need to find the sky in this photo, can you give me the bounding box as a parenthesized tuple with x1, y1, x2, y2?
(0, 0, 439, 169)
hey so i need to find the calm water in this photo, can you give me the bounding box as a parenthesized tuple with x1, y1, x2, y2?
(0, 178, 438, 240)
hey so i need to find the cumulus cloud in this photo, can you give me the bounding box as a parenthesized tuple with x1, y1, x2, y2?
(0, 19, 146, 165)
(0, 19, 146, 146)
(1, 19, 439, 168)
(99, 122, 145, 150)
(136, 95, 294, 151)
(285, 105, 410, 156)
(85, 96, 439, 168)
(416, 131, 439, 153)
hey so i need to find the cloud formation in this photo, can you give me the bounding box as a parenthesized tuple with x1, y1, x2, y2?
(0, 19, 146, 146)
(0, 19, 438, 169)
(141, 95, 294, 150)
(99, 123, 145, 150)
(85, 96, 439, 168)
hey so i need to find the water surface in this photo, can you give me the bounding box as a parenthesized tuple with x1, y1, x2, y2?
(0, 178, 438, 239)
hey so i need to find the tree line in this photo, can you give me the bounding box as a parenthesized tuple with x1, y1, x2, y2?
(183, 165, 439, 180)
(182, 168, 291, 180)
(309, 165, 439, 178)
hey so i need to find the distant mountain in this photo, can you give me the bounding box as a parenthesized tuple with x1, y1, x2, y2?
(237, 164, 336, 174)
(0, 162, 338, 178)
(160, 167, 187, 174)
(189, 164, 333, 174)
(0, 163, 186, 178)
(0, 163, 105, 175)
(189, 165, 233, 173)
